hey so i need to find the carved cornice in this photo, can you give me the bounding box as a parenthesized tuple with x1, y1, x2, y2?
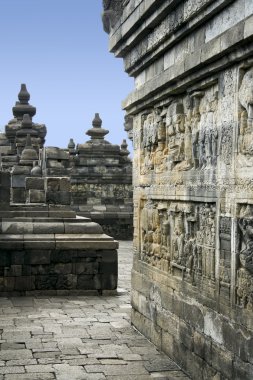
(102, 0, 126, 34)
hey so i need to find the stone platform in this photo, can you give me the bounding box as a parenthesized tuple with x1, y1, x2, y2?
(0, 208, 118, 295)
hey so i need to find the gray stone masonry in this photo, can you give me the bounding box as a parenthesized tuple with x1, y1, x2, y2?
(103, 0, 253, 379)
(69, 113, 133, 240)
(0, 87, 133, 240)
(0, 241, 190, 380)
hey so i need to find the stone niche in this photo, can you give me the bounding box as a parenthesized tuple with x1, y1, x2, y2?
(104, 0, 253, 379)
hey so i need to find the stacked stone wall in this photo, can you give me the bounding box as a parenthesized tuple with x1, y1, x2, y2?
(104, 0, 253, 378)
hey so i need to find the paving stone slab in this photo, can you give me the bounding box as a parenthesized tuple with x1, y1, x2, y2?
(144, 358, 180, 372)
(5, 374, 55, 380)
(0, 241, 189, 379)
(0, 349, 32, 360)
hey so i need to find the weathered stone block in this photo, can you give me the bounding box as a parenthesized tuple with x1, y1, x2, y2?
(60, 178, 70, 191)
(10, 265, 22, 276)
(233, 356, 253, 380)
(178, 320, 194, 351)
(11, 175, 26, 188)
(46, 178, 60, 191)
(3, 277, 15, 291)
(25, 250, 51, 265)
(26, 177, 44, 190)
(211, 344, 233, 379)
(244, 14, 253, 38)
(14, 276, 35, 291)
(11, 188, 26, 203)
(56, 274, 77, 289)
(73, 261, 99, 275)
(183, 302, 204, 332)
(46, 191, 70, 205)
(29, 189, 46, 203)
(193, 331, 212, 363)
(77, 274, 101, 290)
(11, 251, 25, 265)
(0, 252, 11, 266)
(35, 275, 58, 290)
(51, 250, 76, 263)
(54, 263, 72, 275)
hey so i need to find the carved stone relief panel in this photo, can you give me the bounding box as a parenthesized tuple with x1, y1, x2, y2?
(139, 83, 219, 178)
(238, 65, 253, 167)
(140, 200, 216, 282)
(219, 216, 232, 286)
(236, 204, 253, 310)
(219, 68, 237, 167)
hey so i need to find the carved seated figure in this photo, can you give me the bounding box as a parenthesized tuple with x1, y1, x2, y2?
(154, 143, 168, 173)
(238, 218, 253, 274)
(238, 67, 253, 165)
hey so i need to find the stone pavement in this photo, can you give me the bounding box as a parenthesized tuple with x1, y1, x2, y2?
(0, 241, 190, 380)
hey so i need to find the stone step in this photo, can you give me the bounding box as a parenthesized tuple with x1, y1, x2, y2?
(0, 233, 118, 250)
(1, 219, 103, 235)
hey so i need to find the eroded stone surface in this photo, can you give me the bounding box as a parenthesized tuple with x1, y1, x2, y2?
(104, 0, 253, 379)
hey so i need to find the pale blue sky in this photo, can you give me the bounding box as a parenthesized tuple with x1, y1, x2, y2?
(0, 0, 133, 150)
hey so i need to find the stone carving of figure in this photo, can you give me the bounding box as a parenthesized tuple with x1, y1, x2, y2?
(211, 126, 218, 165)
(204, 129, 212, 167)
(166, 103, 185, 164)
(190, 91, 204, 169)
(177, 231, 185, 264)
(237, 268, 253, 309)
(141, 147, 154, 174)
(238, 218, 253, 274)
(154, 143, 167, 173)
(161, 218, 170, 260)
(238, 110, 248, 154)
(205, 110, 218, 167)
(192, 111, 200, 169)
(157, 118, 166, 143)
(184, 233, 192, 268)
(172, 230, 179, 262)
(173, 229, 184, 264)
(199, 129, 206, 169)
(238, 67, 253, 156)
(182, 124, 192, 170)
(166, 113, 176, 152)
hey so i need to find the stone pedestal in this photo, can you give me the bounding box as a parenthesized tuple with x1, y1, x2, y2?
(0, 213, 118, 295)
(0, 171, 118, 295)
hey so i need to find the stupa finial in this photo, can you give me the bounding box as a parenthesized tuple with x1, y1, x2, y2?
(18, 84, 30, 104)
(86, 113, 109, 140)
(13, 84, 36, 119)
(92, 113, 102, 128)
(120, 139, 130, 159)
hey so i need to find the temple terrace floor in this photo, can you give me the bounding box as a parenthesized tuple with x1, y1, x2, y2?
(0, 241, 190, 380)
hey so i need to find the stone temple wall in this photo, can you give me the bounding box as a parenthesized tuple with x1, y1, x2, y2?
(104, 0, 253, 379)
